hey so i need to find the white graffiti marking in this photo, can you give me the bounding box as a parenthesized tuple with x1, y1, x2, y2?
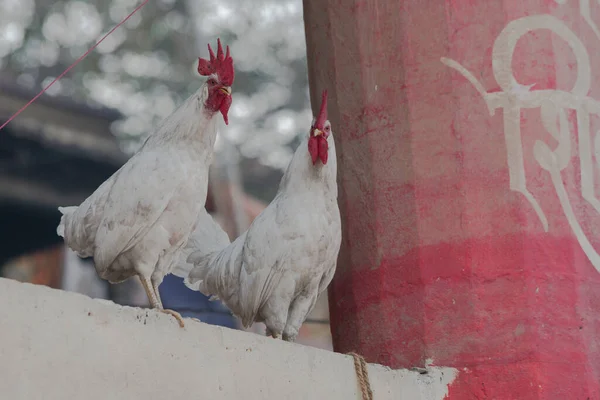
(441, 14, 600, 274)
(566, 0, 600, 42)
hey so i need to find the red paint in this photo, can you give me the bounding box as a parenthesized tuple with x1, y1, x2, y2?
(303, 0, 600, 397)
(330, 235, 600, 398)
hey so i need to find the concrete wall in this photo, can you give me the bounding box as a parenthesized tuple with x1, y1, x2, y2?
(0, 278, 457, 399)
(304, 0, 600, 397)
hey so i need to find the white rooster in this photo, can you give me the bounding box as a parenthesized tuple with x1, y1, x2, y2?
(57, 39, 235, 328)
(173, 90, 341, 341)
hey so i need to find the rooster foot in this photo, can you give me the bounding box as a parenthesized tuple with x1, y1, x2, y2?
(160, 309, 185, 328)
(267, 330, 282, 339)
(282, 333, 297, 342)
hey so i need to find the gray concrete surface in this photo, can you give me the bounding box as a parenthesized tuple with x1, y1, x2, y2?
(0, 278, 457, 399)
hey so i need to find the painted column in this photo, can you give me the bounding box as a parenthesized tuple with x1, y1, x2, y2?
(303, 0, 600, 397)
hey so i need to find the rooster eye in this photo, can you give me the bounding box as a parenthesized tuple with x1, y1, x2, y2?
(208, 78, 217, 85)
(325, 126, 330, 132)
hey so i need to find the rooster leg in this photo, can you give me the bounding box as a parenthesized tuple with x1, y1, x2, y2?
(265, 327, 282, 339)
(152, 278, 185, 328)
(282, 292, 318, 342)
(139, 275, 160, 308)
(151, 280, 164, 308)
(138, 275, 185, 328)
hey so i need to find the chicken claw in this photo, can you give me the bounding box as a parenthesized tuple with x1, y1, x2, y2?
(266, 328, 281, 339)
(160, 309, 185, 328)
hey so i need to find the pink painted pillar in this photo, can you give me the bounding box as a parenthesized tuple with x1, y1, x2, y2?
(303, 0, 600, 397)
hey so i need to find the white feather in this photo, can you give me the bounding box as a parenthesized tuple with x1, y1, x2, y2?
(57, 84, 222, 288)
(180, 121, 341, 341)
(171, 208, 230, 279)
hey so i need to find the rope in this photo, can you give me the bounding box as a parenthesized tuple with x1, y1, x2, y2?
(0, 0, 150, 132)
(348, 352, 373, 400)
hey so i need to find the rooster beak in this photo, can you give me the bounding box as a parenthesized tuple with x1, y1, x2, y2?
(313, 128, 323, 137)
(219, 86, 232, 96)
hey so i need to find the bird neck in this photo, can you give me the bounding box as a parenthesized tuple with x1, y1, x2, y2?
(143, 86, 219, 155)
(278, 135, 338, 197)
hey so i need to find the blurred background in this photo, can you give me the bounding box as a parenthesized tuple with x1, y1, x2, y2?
(0, 0, 332, 350)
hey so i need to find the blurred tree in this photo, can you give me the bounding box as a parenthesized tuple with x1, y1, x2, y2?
(0, 0, 312, 203)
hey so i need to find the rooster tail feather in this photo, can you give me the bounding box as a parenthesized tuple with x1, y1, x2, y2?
(58, 206, 76, 215)
(182, 249, 217, 294)
(171, 209, 230, 282)
(184, 232, 247, 308)
(57, 206, 77, 238)
(57, 203, 98, 258)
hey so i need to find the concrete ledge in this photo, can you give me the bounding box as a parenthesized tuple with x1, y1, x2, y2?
(0, 278, 457, 399)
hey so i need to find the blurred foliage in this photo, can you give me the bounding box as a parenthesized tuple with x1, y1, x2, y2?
(0, 0, 313, 201)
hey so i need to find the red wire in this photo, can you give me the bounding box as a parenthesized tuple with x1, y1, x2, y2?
(0, 0, 150, 132)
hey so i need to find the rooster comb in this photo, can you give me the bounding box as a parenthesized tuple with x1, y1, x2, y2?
(197, 38, 234, 86)
(313, 90, 328, 129)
